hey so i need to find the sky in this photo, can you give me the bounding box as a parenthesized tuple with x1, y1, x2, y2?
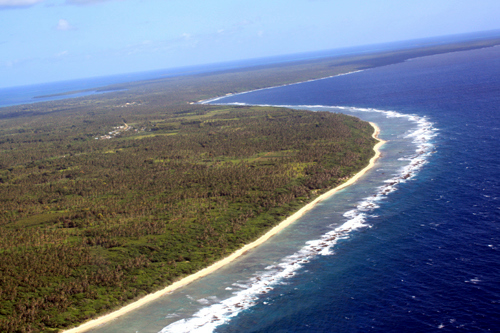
(1, 0, 500, 88)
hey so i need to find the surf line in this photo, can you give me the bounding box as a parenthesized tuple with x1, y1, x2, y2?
(63, 123, 384, 333)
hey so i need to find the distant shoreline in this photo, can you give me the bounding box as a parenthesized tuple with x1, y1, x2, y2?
(33, 87, 125, 99)
(63, 122, 385, 333)
(198, 69, 364, 105)
(2, 35, 499, 111)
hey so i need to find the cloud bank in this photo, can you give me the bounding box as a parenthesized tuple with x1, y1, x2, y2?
(65, 0, 119, 5)
(56, 19, 76, 31)
(0, 0, 122, 8)
(0, 0, 44, 8)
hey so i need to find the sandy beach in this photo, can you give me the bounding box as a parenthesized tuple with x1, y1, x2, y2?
(64, 122, 385, 333)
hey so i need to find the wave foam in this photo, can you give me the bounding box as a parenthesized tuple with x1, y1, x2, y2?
(159, 105, 437, 333)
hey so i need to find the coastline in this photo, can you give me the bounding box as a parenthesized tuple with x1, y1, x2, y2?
(198, 70, 364, 105)
(63, 122, 385, 333)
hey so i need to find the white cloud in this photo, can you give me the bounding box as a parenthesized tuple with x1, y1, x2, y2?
(54, 50, 69, 57)
(4, 58, 32, 68)
(0, 0, 44, 8)
(56, 19, 76, 31)
(235, 19, 253, 27)
(65, 0, 119, 5)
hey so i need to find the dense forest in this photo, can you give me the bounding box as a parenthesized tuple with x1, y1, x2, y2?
(1, 37, 499, 332)
(0, 104, 376, 332)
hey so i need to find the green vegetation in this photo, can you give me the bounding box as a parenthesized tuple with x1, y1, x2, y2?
(1, 38, 499, 332)
(0, 105, 376, 332)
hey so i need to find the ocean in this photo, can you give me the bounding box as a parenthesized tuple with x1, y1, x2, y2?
(64, 45, 500, 332)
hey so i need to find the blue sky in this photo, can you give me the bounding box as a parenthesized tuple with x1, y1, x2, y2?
(1, 0, 499, 88)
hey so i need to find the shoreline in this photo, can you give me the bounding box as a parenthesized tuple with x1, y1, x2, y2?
(64, 122, 385, 333)
(198, 70, 364, 105)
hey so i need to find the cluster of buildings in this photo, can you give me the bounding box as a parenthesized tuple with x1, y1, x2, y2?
(95, 124, 132, 140)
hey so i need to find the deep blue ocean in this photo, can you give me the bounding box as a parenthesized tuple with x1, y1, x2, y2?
(41, 45, 497, 333)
